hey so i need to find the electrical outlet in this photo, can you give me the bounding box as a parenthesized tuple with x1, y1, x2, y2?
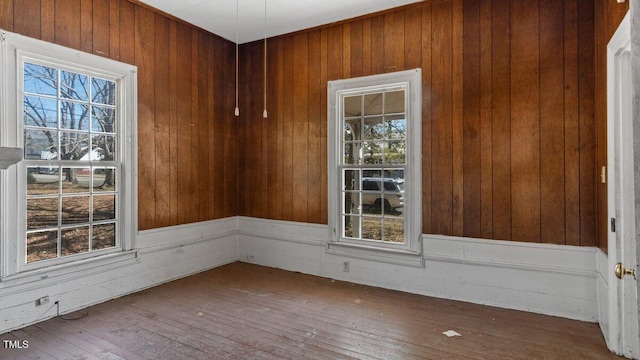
(343, 261, 350, 272)
(35, 296, 49, 306)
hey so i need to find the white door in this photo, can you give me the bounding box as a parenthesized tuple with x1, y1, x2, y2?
(607, 11, 639, 359)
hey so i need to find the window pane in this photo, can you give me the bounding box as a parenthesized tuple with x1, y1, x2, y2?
(24, 63, 57, 96)
(27, 230, 58, 263)
(343, 169, 360, 191)
(364, 93, 382, 115)
(384, 90, 405, 114)
(24, 128, 58, 160)
(91, 78, 116, 105)
(27, 197, 58, 229)
(362, 216, 382, 240)
(344, 119, 360, 141)
(91, 134, 116, 161)
(62, 196, 90, 225)
(60, 101, 89, 130)
(385, 141, 405, 164)
(93, 168, 116, 192)
(60, 71, 89, 101)
(363, 117, 384, 140)
(93, 194, 116, 221)
(363, 141, 383, 164)
(61, 226, 89, 255)
(343, 142, 361, 165)
(24, 96, 57, 128)
(60, 132, 90, 160)
(343, 192, 360, 215)
(93, 223, 116, 250)
(344, 95, 361, 117)
(62, 167, 91, 193)
(27, 166, 59, 195)
(385, 115, 405, 140)
(91, 106, 116, 133)
(383, 218, 404, 243)
(343, 216, 361, 239)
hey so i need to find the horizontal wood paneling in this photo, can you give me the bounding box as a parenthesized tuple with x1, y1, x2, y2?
(239, 0, 599, 246)
(2, 0, 238, 231)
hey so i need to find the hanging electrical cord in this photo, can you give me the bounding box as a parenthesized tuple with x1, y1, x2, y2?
(262, 0, 268, 118)
(55, 301, 88, 321)
(234, 0, 240, 117)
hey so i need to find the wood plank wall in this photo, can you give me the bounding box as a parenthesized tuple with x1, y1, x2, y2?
(239, 0, 602, 246)
(0, 0, 238, 231)
(594, 0, 629, 251)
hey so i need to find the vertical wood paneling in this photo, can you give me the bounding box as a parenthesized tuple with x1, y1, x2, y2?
(384, 11, 404, 72)
(308, 31, 322, 222)
(109, 0, 120, 60)
(421, 4, 433, 235)
(154, 14, 171, 228)
(275, 38, 285, 220)
(54, 0, 81, 49)
(430, 0, 454, 234)
(349, 21, 363, 78)
(135, 6, 156, 229)
(14, 0, 40, 39)
(539, 0, 565, 244)
(282, 36, 294, 220)
(169, 21, 179, 224)
(92, 0, 109, 56)
(176, 23, 193, 225)
(479, 0, 493, 239)
(404, 7, 422, 70)
(0, 0, 14, 30)
(510, 0, 540, 243)
(80, 0, 92, 53)
(41, 0, 55, 43)
(451, 0, 464, 237)
(292, 33, 309, 223)
(319, 29, 329, 224)
(223, 40, 237, 218)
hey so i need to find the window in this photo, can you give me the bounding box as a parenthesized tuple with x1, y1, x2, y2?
(0, 30, 137, 276)
(328, 69, 422, 265)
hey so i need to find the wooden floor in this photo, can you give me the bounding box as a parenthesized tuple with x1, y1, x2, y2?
(0, 262, 623, 360)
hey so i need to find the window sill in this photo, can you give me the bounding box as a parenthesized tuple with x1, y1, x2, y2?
(326, 241, 424, 268)
(0, 250, 139, 291)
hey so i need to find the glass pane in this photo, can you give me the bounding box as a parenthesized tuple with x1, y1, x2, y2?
(344, 119, 360, 141)
(362, 216, 382, 241)
(60, 132, 90, 160)
(24, 96, 58, 128)
(343, 216, 360, 239)
(93, 223, 116, 250)
(385, 141, 405, 164)
(62, 196, 90, 225)
(383, 218, 404, 243)
(363, 93, 382, 115)
(385, 115, 405, 140)
(60, 71, 89, 101)
(363, 141, 383, 164)
(60, 101, 89, 130)
(343, 192, 360, 215)
(91, 134, 116, 161)
(343, 142, 361, 165)
(91, 106, 116, 133)
(27, 230, 58, 263)
(93, 168, 116, 192)
(363, 117, 384, 140)
(27, 197, 59, 230)
(384, 90, 405, 114)
(91, 78, 116, 105)
(61, 226, 89, 255)
(343, 169, 360, 191)
(62, 167, 91, 193)
(343, 95, 361, 117)
(24, 128, 58, 160)
(93, 194, 116, 221)
(24, 63, 57, 96)
(27, 166, 59, 195)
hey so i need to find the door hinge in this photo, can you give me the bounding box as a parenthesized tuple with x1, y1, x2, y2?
(611, 218, 616, 232)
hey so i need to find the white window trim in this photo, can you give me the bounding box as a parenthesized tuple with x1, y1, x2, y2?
(0, 30, 138, 279)
(327, 69, 423, 267)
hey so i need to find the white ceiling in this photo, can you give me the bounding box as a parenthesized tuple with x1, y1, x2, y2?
(138, 0, 423, 44)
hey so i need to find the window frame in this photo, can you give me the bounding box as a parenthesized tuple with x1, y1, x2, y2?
(0, 30, 138, 278)
(327, 69, 422, 265)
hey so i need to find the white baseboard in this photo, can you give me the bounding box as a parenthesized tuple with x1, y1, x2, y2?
(0, 217, 239, 334)
(238, 217, 598, 322)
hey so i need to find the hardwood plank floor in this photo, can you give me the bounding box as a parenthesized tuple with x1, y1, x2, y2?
(0, 262, 622, 359)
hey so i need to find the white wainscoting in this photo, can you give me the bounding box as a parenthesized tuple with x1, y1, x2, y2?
(596, 248, 611, 346)
(237, 217, 599, 322)
(0, 217, 238, 334)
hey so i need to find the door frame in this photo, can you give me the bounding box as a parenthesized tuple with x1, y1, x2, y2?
(606, 10, 639, 358)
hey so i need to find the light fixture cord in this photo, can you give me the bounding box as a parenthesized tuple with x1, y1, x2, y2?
(263, 0, 268, 118)
(235, 0, 239, 116)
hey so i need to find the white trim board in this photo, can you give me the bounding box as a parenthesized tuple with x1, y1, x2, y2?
(238, 217, 598, 322)
(0, 217, 239, 334)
